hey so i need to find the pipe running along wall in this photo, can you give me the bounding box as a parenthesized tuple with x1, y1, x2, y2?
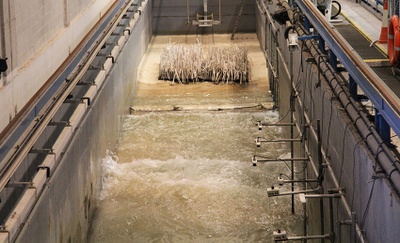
(257, 0, 400, 242)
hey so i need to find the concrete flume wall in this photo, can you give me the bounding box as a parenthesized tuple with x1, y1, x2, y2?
(9, 1, 152, 242)
(255, 1, 400, 242)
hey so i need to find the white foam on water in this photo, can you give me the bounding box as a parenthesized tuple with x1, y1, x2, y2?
(90, 111, 303, 242)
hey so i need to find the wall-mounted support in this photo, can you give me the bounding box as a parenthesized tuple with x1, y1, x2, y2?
(48, 121, 69, 126)
(192, 0, 221, 27)
(123, 29, 131, 35)
(106, 55, 115, 63)
(252, 155, 309, 164)
(29, 148, 53, 154)
(348, 75, 358, 101)
(256, 137, 302, 147)
(256, 121, 294, 130)
(6, 181, 33, 188)
(278, 174, 318, 186)
(375, 109, 391, 145)
(274, 231, 332, 242)
(267, 186, 321, 197)
(336, 212, 357, 243)
(318, 34, 326, 53)
(316, 54, 328, 87)
(81, 97, 91, 106)
(63, 99, 84, 104)
(329, 49, 338, 72)
(298, 191, 343, 243)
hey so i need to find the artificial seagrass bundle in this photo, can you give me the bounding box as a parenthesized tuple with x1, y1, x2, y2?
(159, 42, 250, 84)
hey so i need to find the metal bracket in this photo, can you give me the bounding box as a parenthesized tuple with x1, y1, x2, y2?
(29, 148, 53, 154)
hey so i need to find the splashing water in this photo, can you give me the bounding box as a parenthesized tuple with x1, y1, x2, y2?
(89, 111, 303, 242)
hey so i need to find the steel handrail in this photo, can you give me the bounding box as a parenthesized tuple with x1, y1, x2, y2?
(297, 0, 400, 137)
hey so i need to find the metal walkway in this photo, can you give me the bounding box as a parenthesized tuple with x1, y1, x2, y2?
(333, 0, 400, 140)
(332, 19, 400, 98)
(298, 0, 400, 140)
(333, 24, 387, 60)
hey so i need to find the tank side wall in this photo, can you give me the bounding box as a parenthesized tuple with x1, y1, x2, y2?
(15, 1, 152, 242)
(256, 2, 400, 242)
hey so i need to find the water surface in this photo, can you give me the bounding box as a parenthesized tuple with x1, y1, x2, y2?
(89, 111, 303, 242)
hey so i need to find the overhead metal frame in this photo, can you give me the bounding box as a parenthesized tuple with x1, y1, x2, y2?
(295, 0, 400, 138)
(190, 0, 222, 27)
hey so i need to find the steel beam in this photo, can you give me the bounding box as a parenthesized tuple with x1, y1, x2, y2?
(295, 0, 400, 137)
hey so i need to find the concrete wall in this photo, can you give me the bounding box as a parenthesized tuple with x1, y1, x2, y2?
(0, 0, 114, 133)
(152, 0, 256, 35)
(10, 1, 152, 242)
(256, 1, 400, 242)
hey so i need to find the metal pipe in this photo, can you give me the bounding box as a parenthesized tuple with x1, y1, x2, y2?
(0, 0, 6, 59)
(337, 221, 342, 243)
(303, 125, 309, 243)
(257, 137, 302, 143)
(305, 193, 342, 199)
(273, 187, 321, 196)
(329, 197, 335, 243)
(318, 94, 324, 243)
(286, 234, 331, 241)
(282, 179, 319, 184)
(255, 157, 309, 162)
(290, 50, 295, 214)
(219, 0, 221, 23)
(187, 0, 190, 24)
(257, 122, 294, 127)
(351, 212, 356, 243)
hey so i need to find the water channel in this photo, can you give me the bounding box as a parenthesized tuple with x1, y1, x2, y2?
(89, 34, 303, 242)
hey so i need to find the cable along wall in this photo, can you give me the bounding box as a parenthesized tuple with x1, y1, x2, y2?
(256, 0, 400, 242)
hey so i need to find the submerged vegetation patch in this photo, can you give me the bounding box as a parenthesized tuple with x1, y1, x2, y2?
(159, 42, 251, 84)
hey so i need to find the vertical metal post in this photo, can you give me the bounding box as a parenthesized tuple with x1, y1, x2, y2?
(351, 212, 356, 242)
(348, 75, 358, 101)
(337, 221, 342, 243)
(317, 120, 325, 243)
(219, 0, 221, 23)
(319, 34, 325, 52)
(375, 109, 391, 145)
(290, 51, 295, 214)
(329, 49, 338, 72)
(304, 16, 311, 32)
(275, 31, 280, 108)
(329, 197, 335, 242)
(303, 125, 308, 243)
(186, 0, 190, 24)
(0, 0, 7, 58)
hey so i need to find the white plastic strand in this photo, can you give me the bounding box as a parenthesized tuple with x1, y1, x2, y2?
(159, 42, 251, 84)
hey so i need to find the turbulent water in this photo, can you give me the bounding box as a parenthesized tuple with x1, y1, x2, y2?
(89, 111, 303, 242)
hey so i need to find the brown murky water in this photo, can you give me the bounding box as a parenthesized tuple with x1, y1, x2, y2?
(89, 34, 303, 242)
